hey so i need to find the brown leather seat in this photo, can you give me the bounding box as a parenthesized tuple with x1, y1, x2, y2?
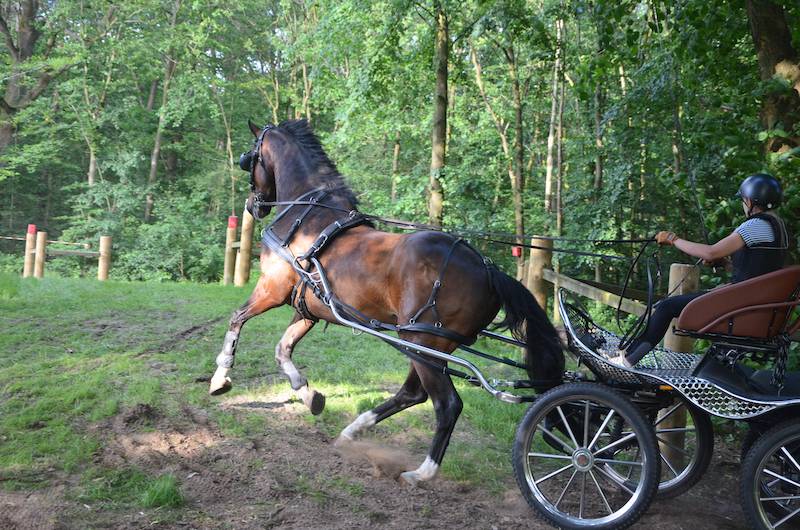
(676, 265, 800, 340)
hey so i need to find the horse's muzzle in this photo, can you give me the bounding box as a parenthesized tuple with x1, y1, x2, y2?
(245, 195, 271, 221)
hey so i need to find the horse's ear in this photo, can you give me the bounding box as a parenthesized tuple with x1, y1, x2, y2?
(247, 119, 261, 137)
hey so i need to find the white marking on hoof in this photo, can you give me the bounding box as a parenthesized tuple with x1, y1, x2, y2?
(340, 411, 377, 441)
(209, 367, 232, 395)
(400, 457, 438, 486)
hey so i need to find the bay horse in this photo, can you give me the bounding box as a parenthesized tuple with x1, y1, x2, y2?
(208, 119, 563, 485)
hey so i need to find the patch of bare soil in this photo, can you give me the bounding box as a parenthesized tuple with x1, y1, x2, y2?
(0, 489, 69, 530)
(4, 396, 753, 530)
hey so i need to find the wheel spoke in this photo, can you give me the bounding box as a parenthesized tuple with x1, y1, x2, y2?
(760, 495, 800, 502)
(536, 424, 576, 454)
(557, 405, 580, 449)
(654, 403, 683, 427)
(583, 400, 590, 447)
(773, 505, 800, 528)
(579, 471, 587, 519)
(764, 468, 800, 490)
(595, 458, 643, 467)
(535, 463, 574, 485)
(781, 446, 800, 475)
(589, 470, 614, 515)
(655, 427, 696, 434)
(655, 436, 691, 457)
(555, 469, 579, 509)
(594, 463, 636, 495)
(660, 451, 680, 478)
(588, 409, 616, 451)
(593, 432, 637, 457)
(528, 452, 572, 461)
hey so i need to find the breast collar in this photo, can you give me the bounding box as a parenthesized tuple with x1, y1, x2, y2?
(260, 188, 368, 265)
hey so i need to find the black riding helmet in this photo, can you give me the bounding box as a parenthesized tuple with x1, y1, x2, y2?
(735, 173, 783, 210)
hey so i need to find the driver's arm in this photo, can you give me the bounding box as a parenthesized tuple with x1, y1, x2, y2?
(671, 232, 745, 262)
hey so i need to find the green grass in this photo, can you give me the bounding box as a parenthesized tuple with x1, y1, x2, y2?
(0, 275, 534, 511)
(141, 474, 184, 508)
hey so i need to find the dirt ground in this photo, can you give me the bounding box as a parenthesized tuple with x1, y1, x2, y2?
(0, 390, 751, 530)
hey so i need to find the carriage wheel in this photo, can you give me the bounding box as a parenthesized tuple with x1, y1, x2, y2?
(603, 397, 713, 499)
(741, 421, 800, 530)
(512, 382, 660, 530)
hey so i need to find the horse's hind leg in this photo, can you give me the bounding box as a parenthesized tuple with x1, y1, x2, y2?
(397, 338, 462, 486)
(337, 365, 428, 442)
(275, 313, 325, 415)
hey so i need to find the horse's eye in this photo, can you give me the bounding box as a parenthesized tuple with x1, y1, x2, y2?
(239, 152, 254, 171)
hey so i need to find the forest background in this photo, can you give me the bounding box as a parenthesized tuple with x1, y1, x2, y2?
(0, 0, 798, 289)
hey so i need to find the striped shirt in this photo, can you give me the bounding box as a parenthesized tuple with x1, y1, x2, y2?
(735, 218, 775, 247)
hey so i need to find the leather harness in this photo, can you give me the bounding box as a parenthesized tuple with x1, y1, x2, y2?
(260, 188, 479, 346)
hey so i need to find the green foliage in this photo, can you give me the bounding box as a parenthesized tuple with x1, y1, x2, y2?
(0, 0, 797, 285)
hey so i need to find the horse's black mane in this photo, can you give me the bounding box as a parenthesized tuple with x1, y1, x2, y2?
(277, 119, 359, 206)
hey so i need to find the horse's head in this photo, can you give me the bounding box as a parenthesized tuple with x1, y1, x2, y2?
(239, 120, 277, 221)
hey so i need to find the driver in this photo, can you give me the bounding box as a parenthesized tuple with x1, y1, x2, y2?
(610, 173, 789, 367)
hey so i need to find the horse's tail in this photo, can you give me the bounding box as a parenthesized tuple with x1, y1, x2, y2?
(488, 266, 564, 391)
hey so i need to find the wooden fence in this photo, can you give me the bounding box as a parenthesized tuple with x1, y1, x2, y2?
(4, 224, 112, 280)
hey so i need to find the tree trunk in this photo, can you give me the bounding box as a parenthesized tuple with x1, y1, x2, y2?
(428, 3, 448, 227)
(87, 147, 97, 186)
(556, 73, 565, 237)
(0, 1, 66, 155)
(301, 62, 312, 124)
(507, 45, 526, 280)
(544, 18, 563, 215)
(391, 130, 400, 203)
(746, 0, 800, 153)
(146, 79, 159, 111)
(144, 0, 181, 222)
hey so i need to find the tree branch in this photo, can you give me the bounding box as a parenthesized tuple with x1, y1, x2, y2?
(0, 14, 19, 62)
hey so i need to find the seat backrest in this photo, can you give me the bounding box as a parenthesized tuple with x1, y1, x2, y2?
(676, 265, 800, 339)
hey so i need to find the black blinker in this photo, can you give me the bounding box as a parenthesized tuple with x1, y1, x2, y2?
(239, 151, 254, 171)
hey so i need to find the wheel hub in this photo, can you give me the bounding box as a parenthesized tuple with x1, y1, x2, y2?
(572, 448, 594, 472)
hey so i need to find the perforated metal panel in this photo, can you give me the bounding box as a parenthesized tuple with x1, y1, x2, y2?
(558, 289, 797, 420)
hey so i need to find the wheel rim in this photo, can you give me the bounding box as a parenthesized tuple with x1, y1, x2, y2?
(603, 401, 700, 492)
(522, 394, 649, 526)
(754, 434, 800, 529)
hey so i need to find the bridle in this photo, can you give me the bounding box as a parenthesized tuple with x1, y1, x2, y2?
(239, 123, 277, 220)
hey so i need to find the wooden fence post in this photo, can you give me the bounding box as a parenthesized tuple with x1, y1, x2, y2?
(659, 263, 700, 465)
(223, 215, 238, 285)
(234, 209, 255, 287)
(97, 236, 112, 281)
(526, 237, 553, 311)
(33, 231, 47, 279)
(22, 224, 36, 278)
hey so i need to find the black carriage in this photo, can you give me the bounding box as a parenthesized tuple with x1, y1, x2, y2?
(512, 265, 800, 529)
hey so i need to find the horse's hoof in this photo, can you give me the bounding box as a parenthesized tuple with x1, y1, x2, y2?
(333, 434, 353, 448)
(209, 376, 232, 396)
(304, 390, 326, 415)
(400, 470, 420, 487)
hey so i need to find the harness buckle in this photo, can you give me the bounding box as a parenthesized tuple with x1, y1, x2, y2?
(435, 321, 443, 328)
(433, 280, 441, 288)
(409, 318, 416, 325)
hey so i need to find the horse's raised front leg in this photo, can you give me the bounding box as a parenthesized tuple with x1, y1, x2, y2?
(210, 261, 293, 395)
(337, 365, 428, 443)
(275, 313, 325, 414)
